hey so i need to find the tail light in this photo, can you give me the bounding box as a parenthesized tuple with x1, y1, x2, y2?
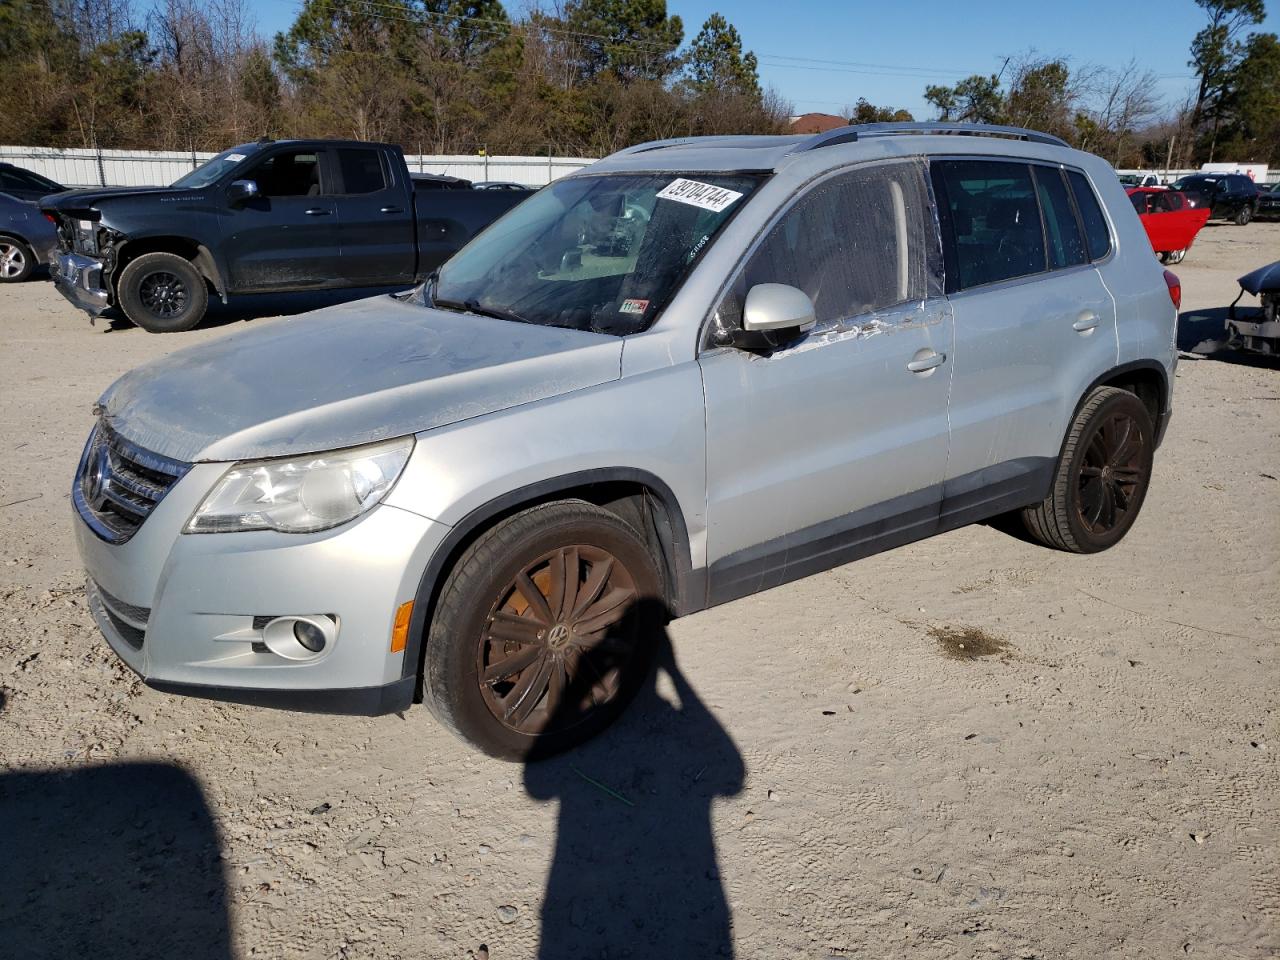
(1163, 269, 1181, 310)
(44, 213, 56, 224)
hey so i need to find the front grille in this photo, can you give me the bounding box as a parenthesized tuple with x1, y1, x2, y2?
(88, 578, 150, 650)
(73, 421, 191, 543)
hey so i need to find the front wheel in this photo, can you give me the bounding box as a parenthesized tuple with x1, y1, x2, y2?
(423, 501, 665, 760)
(0, 237, 35, 283)
(1235, 205, 1253, 226)
(1020, 387, 1155, 553)
(117, 252, 208, 332)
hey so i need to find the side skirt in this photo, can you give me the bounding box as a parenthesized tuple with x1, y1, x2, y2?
(705, 457, 1054, 608)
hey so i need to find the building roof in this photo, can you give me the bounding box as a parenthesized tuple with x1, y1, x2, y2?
(788, 113, 848, 135)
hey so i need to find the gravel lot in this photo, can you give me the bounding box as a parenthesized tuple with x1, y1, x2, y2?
(1, 223, 1277, 959)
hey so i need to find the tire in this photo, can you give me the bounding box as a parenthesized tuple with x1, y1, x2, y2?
(0, 236, 35, 283)
(1020, 387, 1155, 554)
(117, 252, 208, 332)
(423, 500, 665, 761)
(1161, 248, 1186, 265)
(1234, 205, 1253, 226)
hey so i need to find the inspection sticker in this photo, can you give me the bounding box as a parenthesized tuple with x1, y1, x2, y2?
(619, 298, 650, 314)
(655, 178, 744, 213)
(226, 153, 246, 162)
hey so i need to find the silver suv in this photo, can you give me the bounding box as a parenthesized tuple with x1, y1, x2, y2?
(73, 124, 1179, 759)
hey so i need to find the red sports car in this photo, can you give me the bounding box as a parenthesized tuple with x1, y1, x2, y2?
(1127, 187, 1211, 265)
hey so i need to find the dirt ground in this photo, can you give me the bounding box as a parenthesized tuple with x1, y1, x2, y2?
(1, 223, 1277, 960)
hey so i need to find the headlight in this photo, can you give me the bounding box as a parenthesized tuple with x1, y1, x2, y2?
(185, 436, 413, 534)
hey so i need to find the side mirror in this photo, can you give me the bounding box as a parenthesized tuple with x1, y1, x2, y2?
(227, 179, 259, 205)
(721, 283, 817, 352)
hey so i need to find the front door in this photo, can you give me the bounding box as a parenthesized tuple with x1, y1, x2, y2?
(700, 160, 954, 605)
(222, 147, 341, 291)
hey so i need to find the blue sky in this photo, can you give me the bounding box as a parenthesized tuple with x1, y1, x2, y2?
(253, 0, 1280, 118)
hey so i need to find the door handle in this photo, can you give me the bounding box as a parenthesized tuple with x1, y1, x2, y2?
(379, 206, 403, 214)
(906, 351, 947, 374)
(304, 208, 331, 216)
(1073, 311, 1100, 332)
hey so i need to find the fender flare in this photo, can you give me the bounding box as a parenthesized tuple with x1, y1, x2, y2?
(398, 467, 702, 691)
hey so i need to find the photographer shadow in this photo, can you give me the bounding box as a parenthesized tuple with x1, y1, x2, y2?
(0, 762, 232, 959)
(525, 601, 744, 958)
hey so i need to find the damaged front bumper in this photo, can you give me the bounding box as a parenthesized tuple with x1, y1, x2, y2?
(51, 251, 110, 317)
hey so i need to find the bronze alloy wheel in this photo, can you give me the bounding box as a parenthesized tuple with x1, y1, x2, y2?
(478, 544, 640, 735)
(1075, 410, 1146, 536)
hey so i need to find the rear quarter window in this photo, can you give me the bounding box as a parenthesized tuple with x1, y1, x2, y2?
(1065, 170, 1111, 262)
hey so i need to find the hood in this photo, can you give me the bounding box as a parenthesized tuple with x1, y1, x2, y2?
(99, 296, 623, 463)
(1239, 260, 1280, 296)
(42, 185, 200, 215)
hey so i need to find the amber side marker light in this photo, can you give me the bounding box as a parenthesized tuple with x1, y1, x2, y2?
(390, 600, 414, 653)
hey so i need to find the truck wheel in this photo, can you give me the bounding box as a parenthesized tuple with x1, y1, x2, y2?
(1234, 206, 1253, 226)
(424, 501, 664, 761)
(0, 237, 35, 283)
(117, 252, 208, 332)
(1020, 387, 1155, 554)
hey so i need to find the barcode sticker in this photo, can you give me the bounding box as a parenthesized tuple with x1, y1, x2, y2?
(655, 178, 744, 213)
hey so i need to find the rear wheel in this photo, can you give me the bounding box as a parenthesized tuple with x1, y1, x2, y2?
(0, 237, 35, 283)
(1234, 205, 1253, 226)
(1160, 248, 1186, 265)
(423, 501, 664, 760)
(1020, 387, 1155, 553)
(117, 252, 208, 332)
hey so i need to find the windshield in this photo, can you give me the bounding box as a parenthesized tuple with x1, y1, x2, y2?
(433, 172, 761, 335)
(170, 146, 257, 189)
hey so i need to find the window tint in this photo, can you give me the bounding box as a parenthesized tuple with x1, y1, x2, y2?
(732, 161, 935, 324)
(1129, 192, 1150, 214)
(247, 150, 321, 198)
(1153, 192, 1183, 212)
(1066, 170, 1111, 261)
(1034, 167, 1087, 269)
(338, 149, 386, 194)
(934, 160, 1045, 290)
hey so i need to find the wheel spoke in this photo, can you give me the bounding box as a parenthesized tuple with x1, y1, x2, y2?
(1081, 477, 1105, 526)
(483, 644, 543, 684)
(569, 555, 614, 620)
(504, 654, 554, 726)
(1112, 479, 1131, 512)
(573, 586, 637, 635)
(515, 571, 554, 624)
(1079, 465, 1103, 478)
(487, 611, 543, 644)
(1099, 482, 1117, 528)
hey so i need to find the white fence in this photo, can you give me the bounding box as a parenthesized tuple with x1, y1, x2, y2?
(0, 145, 596, 188)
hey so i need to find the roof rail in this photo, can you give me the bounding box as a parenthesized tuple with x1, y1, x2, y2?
(797, 122, 1071, 152)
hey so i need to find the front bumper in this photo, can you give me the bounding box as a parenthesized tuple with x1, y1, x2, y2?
(51, 250, 110, 317)
(75, 462, 450, 715)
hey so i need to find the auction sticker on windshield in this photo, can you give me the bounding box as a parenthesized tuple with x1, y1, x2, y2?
(655, 178, 744, 213)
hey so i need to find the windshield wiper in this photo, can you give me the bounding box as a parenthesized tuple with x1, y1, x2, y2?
(433, 296, 532, 326)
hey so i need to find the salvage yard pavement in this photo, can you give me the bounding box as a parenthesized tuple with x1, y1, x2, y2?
(2, 224, 1278, 959)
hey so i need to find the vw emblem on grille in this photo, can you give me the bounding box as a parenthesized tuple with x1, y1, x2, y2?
(83, 440, 111, 512)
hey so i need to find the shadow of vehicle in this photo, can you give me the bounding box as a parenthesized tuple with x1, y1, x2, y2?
(1178, 306, 1280, 368)
(525, 602, 745, 958)
(0, 762, 232, 959)
(101, 284, 412, 333)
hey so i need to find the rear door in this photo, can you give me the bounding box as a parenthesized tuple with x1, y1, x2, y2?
(222, 147, 341, 290)
(932, 159, 1118, 512)
(330, 147, 416, 285)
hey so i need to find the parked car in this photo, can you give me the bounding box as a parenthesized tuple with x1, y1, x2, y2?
(1118, 172, 1163, 188)
(473, 181, 533, 191)
(0, 192, 59, 282)
(1127, 187, 1210, 264)
(0, 162, 67, 203)
(1168, 172, 1260, 225)
(1256, 183, 1280, 220)
(1225, 260, 1279, 355)
(42, 139, 532, 332)
(73, 123, 1178, 759)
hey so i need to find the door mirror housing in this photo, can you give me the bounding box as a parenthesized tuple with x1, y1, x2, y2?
(722, 283, 817, 352)
(227, 180, 259, 205)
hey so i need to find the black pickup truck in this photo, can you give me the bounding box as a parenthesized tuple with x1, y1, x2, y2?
(43, 139, 532, 332)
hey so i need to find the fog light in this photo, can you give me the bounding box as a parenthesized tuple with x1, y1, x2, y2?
(261, 615, 336, 661)
(293, 619, 327, 652)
